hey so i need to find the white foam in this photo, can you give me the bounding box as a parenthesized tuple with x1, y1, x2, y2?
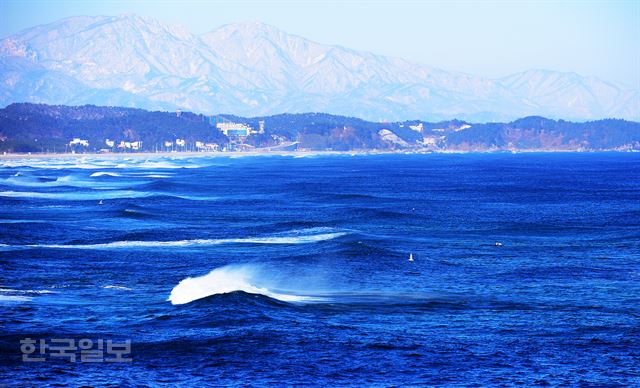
(23, 230, 346, 250)
(102, 285, 133, 291)
(140, 174, 172, 178)
(3, 174, 139, 189)
(0, 288, 55, 294)
(0, 287, 53, 302)
(169, 265, 319, 305)
(0, 295, 32, 302)
(0, 220, 46, 224)
(1, 157, 209, 170)
(91, 171, 170, 178)
(90, 172, 121, 177)
(0, 190, 153, 200)
(0, 190, 222, 201)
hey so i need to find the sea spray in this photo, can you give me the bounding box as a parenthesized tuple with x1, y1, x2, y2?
(168, 264, 318, 305)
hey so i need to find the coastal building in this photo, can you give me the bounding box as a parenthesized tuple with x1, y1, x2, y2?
(176, 139, 186, 147)
(105, 139, 115, 147)
(216, 122, 253, 137)
(117, 141, 142, 150)
(195, 141, 218, 151)
(69, 138, 89, 147)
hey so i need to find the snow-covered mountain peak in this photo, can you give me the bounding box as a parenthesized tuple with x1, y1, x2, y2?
(0, 14, 637, 121)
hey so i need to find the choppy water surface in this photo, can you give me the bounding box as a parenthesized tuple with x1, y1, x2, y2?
(1, 153, 639, 386)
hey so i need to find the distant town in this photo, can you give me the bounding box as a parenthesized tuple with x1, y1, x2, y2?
(1, 103, 639, 155)
(67, 115, 274, 154)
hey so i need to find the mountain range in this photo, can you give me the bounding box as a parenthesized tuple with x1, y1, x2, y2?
(1, 14, 638, 122)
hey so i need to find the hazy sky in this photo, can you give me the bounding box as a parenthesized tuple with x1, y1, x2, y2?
(1, 0, 638, 89)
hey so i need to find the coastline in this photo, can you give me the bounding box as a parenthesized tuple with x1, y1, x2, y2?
(0, 150, 388, 160)
(0, 149, 637, 160)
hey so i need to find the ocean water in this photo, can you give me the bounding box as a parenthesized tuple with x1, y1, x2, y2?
(0, 153, 639, 386)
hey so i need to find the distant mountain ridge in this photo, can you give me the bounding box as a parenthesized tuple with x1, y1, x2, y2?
(0, 14, 638, 122)
(1, 103, 639, 153)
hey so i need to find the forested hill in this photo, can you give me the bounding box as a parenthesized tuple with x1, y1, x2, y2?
(1, 103, 639, 153)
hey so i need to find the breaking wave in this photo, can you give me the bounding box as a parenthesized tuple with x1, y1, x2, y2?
(0, 190, 154, 200)
(1, 157, 210, 170)
(167, 265, 441, 307)
(12, 228, 347, 250)
(0, 287, 55, 303)
(0, 190, 219, 201)
(102, 285, 133, 291)
(0, 295, 33, 302)
(169, 265, 322, 305)
(2, 174, 142, 189)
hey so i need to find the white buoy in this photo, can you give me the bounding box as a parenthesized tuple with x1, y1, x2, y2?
(409, 253, 414, 262)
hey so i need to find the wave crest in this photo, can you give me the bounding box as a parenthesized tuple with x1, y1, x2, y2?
(169, 265, 319, 305)
(12, 228, 347, 250)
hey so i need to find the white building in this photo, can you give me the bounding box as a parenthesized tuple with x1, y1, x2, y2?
(195, 141, 219, 151)
(105, 139, 115, 147)
(216, 122, 252, 137)
(176, 139, 186, 147)
(69, 138, 89, 147)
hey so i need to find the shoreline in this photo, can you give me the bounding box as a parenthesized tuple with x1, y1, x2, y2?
(0, 149, 637, 160)
(0, 150, 386, 160)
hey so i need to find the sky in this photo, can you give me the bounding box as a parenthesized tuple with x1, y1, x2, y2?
(1, 0, 639, 89)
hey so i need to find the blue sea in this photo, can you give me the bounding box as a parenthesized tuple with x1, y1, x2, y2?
(1, 153, 639, 386)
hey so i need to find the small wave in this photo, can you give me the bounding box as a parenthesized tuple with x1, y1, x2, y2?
(102, 285, 133, 291)
(172, 194, 220, 201)
(118, 207, 155, 219)
(90, 172, 121, 177)
(139, 174, 172, 178)
(348, 208, 411, 220)
(1, 157, 209, 170)
(3, 174, 141, 189)
(0, 287, 54, 302)
(0, 219, 46, 224)
(0, 190, 218, 201)
(2, 176, 55, 188)
(16, 228, 347, 250)
(30, 233, 344, 249)
(0, 295, 32, 302)
(169, 265, 321, 305)
(0, 288, 55, 294)
(0, 190, 154, 200)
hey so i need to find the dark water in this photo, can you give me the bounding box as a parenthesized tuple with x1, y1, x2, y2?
(1, 153, 639, 386)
